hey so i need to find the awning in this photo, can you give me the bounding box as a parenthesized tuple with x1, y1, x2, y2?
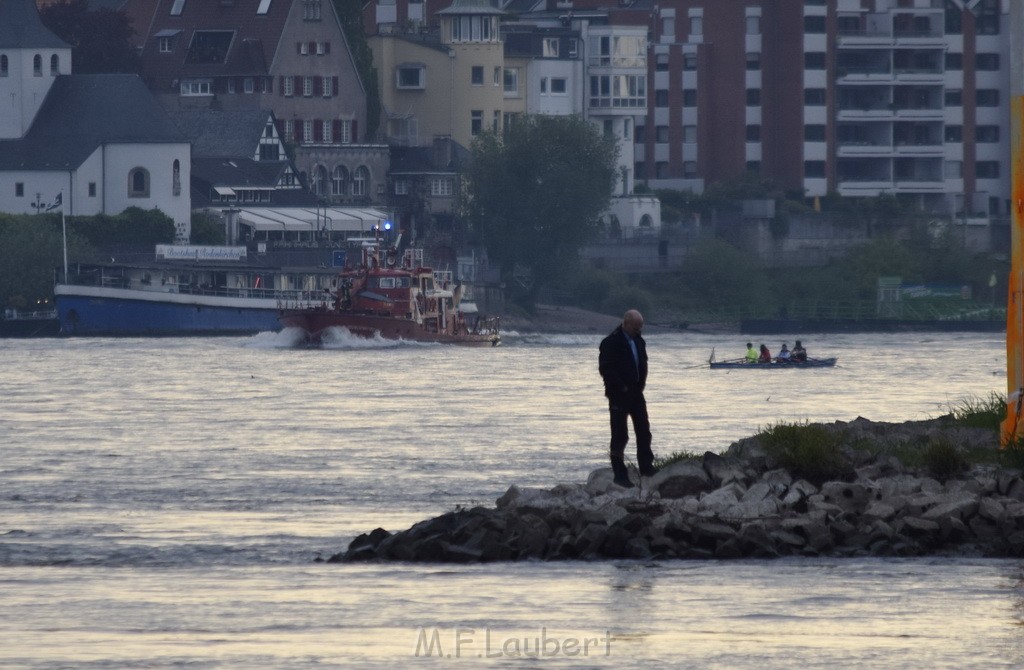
(154, 29, 182, 37)
(235, 206, 390, 234)
(214, 186, 236, 196)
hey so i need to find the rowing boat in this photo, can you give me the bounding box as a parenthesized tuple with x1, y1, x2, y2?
(707, 348, 837, 369)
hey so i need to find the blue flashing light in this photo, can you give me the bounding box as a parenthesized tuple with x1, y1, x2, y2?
(384, 220, 393, 231)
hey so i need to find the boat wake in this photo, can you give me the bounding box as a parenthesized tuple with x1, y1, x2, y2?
(243, 328, 309, 349)
(320, 326, 437, 349)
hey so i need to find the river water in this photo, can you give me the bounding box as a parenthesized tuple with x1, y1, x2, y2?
(2, 330, 1022, 668)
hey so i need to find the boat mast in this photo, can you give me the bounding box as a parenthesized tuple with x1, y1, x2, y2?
(1003, 1, 1024, 446)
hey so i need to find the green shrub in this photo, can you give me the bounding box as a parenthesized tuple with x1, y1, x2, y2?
(757, 421, 849, 485)
(601, 285, 653, 318)
(921, 438, 968, 481)
(946, 392, 1005, 432)
(654, 450, 702, 469)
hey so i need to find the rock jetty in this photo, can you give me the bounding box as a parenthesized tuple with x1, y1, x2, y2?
(332, 417, 1024, 562)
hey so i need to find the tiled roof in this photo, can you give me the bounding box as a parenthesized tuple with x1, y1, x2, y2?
(136, 0, 296, 88)
(1, 0, 70, 49)
(167, 109, 271, 158)
(0, 74, 186, 170)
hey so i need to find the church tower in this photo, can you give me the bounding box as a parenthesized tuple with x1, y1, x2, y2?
(0, 0, 72, 139)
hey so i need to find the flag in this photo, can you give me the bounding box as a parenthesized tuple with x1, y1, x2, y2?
(45, 193, 62, 211)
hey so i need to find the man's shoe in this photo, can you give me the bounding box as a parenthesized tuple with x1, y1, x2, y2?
(612, 475, 635, 489)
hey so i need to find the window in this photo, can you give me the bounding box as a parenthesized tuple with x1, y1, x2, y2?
(471, 110, 483, 136)
(303, 76, 313, 97)
(656, 125, 669, 142)
(655, 90, 669, 107)
(543, 38, 559, 57)
(568, 39, 578, 58)
(746, 52, 761, 71)
(746, 16, 760, 35)
(394, 179, 408, 196)
(655, 53, 668, 71)
(977, 125, 1000, 142)
(185, 31, 234, 64)
(317, 42, 327, 56)
(683, 53, 697, 71)
(173, 159, 181, 196)
(804, 161, 825, 178)
(0, 55, 6, 76)
(746, 88, 761, 106)
(451, 15, 493, 42)
(540, 77, 547, 94)
(50, 54, 59, 74)
(170, 0, 186, 15)
(303, 120, 313, 143)
(299, 41, 309, 55)
(690, 16, 702, 36)
(33, 54, 41, 76)
(945, 89, 962, 106)
(944, 125, 962, 142)
(977, 161, 1000, 179)
(471, 66, 483, 85)
(976, 53, 1000, 71)
(683, 125, 696, 143)
(503, 68, 518, 95)
(257, 0, 272, 14)
(158, 36, 175, 53)
(550, 78, 566, 94)
(746, 124, 761, 141)
(180, 79, 212, 95)
(804, 88, 826, 105)
(944, 160, 962, 178)
(15, 183, 23, 197)
(283, 77, 294, 96)
(352, 166, 368, 196)
(396, 65, 424, 89)
(88, 182, 96, 197)
(228, 79, 236, 94)
(804, 16, 826, 33)
(303, 0, 321, 21)
(322, 120, 332, 143)
(805, 124, 826, 141)
(746, 161, 761, 174)
(128, 168, 150, 197)
(589, 74, 646, 108)
(683, 161, 697, 178)
(244, 77, 254, 93)
(804, 52, 825, 69)
(493, 110, 500, 132)
(430, 177, 453, 197)
(683, 89, 696, 106)
(590, 35, 645, 67)
(945, 52, 962, 70)
(311, 165, 327, 196)
(337, 119, 352, 144)
(976, 89, 1000, 107)
(331, 166, 347, 195)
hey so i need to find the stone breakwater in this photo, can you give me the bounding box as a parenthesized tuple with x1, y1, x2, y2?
(333, 418, 1024, 563)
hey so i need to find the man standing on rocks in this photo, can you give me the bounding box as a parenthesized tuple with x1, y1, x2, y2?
(599, 309, 656, 488)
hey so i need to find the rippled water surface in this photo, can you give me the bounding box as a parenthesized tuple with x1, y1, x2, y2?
(2, 330, 1022, 668)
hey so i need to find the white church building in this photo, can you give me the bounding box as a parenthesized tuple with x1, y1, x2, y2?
(0, 0, 192, 240)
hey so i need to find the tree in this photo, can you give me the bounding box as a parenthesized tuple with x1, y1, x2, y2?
(332, 0, 381, 139)
(465, 115, 618, 308)
(39, 0, 139, 74)
(0, 215, 92, 309)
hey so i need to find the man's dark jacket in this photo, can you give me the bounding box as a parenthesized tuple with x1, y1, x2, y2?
(598, 325, 648, 401)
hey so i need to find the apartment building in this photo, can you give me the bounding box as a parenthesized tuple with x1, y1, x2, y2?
(641, 0, 1009, 218)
